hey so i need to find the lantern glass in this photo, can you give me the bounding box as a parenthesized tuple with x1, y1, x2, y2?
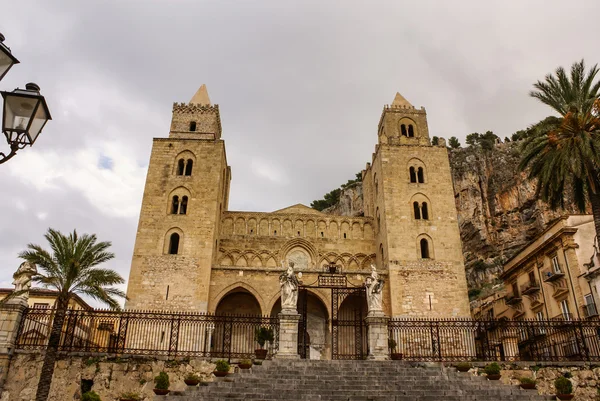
(2, 84, 51, 146)
(27, 101, 49, 144)
(0, 39, 19, 81)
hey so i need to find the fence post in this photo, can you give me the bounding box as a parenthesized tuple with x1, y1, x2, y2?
(0, 298, 28, 392)
(576, 319, 590, 361)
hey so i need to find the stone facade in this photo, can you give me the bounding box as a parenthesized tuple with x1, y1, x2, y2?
(125, 87, 471, 352)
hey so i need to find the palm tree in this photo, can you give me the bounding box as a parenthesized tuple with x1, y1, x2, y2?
(520, 60, 600, 244)
(16, 228, 125, 401)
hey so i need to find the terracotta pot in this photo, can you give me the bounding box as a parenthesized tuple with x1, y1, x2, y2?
(486, 374, 501, 380)
(239, 363, 252, 369)
(213, 370, 229, 377)
(556, 395, 574, 400)
(390, 353, 403, 360)
(520, 383, 536, 390)
(255, 349, 268, 359)
(184, 379, 200, 386)
(456, 366, 471, 372)
(153, 389, 170, 395)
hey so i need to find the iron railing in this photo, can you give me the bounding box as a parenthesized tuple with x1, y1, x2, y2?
(388, 318, 600, 362)
(15, 308, 279, 361)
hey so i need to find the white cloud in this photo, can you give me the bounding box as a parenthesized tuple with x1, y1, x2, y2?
(251, 158, 288, 184)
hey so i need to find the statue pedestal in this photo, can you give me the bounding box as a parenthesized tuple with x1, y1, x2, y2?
(365, 311, 389, 360)
(275, 310, 300, 359)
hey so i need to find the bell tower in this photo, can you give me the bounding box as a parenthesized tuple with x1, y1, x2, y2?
(125, 85, 230, 312)
(363, 92, 469, 318)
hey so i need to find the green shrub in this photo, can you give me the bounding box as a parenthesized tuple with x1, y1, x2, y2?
(484, 362, 501, 375)
(456, 362, 472, 370)
(519, 377, 536, 385)
(253, 360, 263, 366)
(555, 376, 573, 395)
(215, 360, 230, 372)
(154, 371, 170, 390)
(239, 359, 252, 365)
(184, 372, 201, 381)
(81, 391, 101, 401)
(254, 327, 274, 348)
(119, 392, 141, 400)
(563, 371, 573, 379)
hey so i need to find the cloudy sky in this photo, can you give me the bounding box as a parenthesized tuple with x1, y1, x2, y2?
(1, 0, 598, 305)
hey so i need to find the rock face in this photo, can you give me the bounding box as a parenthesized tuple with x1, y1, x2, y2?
(323, 142, 581, 289)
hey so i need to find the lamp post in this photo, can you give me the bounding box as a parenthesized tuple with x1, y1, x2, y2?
(0, 32, 51, 164)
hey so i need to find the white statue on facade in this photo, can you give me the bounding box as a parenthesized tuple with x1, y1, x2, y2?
(279, 260, 300, 312)
(11, 262, 37, 302)
(365, 264, 384, 313)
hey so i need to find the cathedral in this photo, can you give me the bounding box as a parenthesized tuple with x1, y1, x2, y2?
(125, 85, 470, 359)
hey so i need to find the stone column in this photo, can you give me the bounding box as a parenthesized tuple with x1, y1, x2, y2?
(0, 298, 28, 391)
(275, 309, 300, 359)
(365, 310, 389, 360)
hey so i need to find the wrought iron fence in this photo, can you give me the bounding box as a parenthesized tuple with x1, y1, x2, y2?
(388, 318, 600, 362)
(15, 308, 279, 361)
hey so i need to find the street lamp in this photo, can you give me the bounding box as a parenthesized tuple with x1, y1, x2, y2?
(0, 33, 19, 81)
(0, 32, 51, 164)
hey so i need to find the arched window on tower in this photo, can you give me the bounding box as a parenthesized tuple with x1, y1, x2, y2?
(401, 124, 407, 137)
(169, 233, 180, 255)
(171, 196, 179, 214)
(380, 244, 384, 262)
(409, 167, 417, 183)
(408, 125, 415, 137)
(417, 167, 424, 183)
(177, 159, 185, 176)
(421, 202, 429, 220)
(185, 159, 193, 176)
(420, 238, 430, 259)
(189, 121, 197, 131)
(413, 202, 421, 220)
(180, 196, 188, 215)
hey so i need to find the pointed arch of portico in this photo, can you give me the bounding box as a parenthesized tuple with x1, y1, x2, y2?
(210, 282, 266, 315)
(265, 287, 331, 319)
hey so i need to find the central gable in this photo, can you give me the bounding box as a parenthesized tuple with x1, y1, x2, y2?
(272, 203, 323, 215)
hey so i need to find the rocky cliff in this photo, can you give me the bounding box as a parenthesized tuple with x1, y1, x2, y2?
(322, 141, 580, 290)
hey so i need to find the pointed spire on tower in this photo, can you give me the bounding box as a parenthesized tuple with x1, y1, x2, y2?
(391, 92, 413, 108)
(190, 84, 211, 105)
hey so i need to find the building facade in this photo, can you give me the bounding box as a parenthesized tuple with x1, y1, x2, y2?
(125, 86, 470, 358)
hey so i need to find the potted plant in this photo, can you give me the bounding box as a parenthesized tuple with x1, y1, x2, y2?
(184, 372, 201, 386)
(213, 359, 230, 377)
(153, 371, 170, 395)
(555, 376, 574, 400)
(119, 392, 142, 401)
(239, 359, 252, 369)
(455, 362, 472, 372)
(484, 362, 501, 380)
(254, 327, 274, 359)
(82, 392, 101, 401)
(519, 377, 536, 390)
(388, 338, 402, 360)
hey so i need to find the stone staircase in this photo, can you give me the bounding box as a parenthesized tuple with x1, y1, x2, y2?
(159, 360, 555, 401)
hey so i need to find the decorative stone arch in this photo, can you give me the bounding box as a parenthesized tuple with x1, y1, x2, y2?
(305, 219, 316, 237)
(398, 117, 418, 138)
(409, 192, 432, 221)
(351, 222, 362, 239)
(163, 227, 184, 255)
(266, 288, 331, 321)
(360, 254, 376, 269)
(221, 217, 234, 236)
(318, 252, 346, 271)
(340, 220, 351, 239)
(280, 238, 318, 269)
(294, 219, 304, 237)
(173, 150, 196, 176)
(317, 220, 327, 238)
(247, 218, 257, 235)
(417, 233, 435, 259)
(234, 217, 246, 235)
(235, 253, 249, 267)
(211, 283, 265, 315)
(271, 219, 281, 236)
(259, 218, 269, 236)
(407, 157, 427, 184)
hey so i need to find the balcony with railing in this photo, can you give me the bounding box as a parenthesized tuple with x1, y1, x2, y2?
(505, 292, 522, 306)
(581, 303, 599, 319)
(542, 268, 565, 282)
(520, 280, 540, 295)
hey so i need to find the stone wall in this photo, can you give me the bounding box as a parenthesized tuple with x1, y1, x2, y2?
(1, 353, 216, 401)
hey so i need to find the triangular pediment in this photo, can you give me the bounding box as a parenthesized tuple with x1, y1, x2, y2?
(272, 204, 323, 215)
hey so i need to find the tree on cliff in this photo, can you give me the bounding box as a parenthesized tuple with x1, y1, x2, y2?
(520, 60, 600, 243)
(448, 136, 461, 149)
(19, 228, 126, 401)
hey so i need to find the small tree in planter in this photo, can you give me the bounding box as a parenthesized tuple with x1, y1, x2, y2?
(153, 371, 170, 395)
(388, 338, 402, 360)
(238, 359, 252, 369)
(555, 376, 574, 400)
(455, 362, 472, 372)
(484, 362, 501, 380)
(184, 373, 201, 386)
(119, 392, 142, 401)
(519, 377, 536, 390)
(254, 327, 274, 359)
(214, 359, 230, 377)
